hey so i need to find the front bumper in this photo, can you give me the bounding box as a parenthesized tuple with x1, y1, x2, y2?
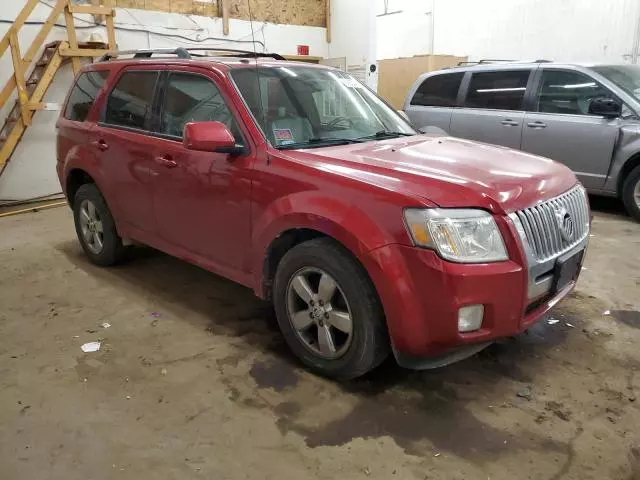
(361, 238, 586, 367)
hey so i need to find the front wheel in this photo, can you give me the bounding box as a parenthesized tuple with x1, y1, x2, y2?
(273, 238, 389, 379)
(622, 165, 640, 222)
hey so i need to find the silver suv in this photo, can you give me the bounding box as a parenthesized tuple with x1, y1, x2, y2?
(403, 61, 640, 220)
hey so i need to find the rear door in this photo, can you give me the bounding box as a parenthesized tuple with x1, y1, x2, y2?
(450, 68, 534, 149)
(404, 72, 465, 132)
(94, 68, 161, 234)
(521, 67, 620, 190)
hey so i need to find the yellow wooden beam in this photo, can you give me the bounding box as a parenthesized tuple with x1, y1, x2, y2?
(105, 0, 117, 50)
(24, 0, 68, 64)
(64, 5, 81, 73)
(0, 46, 63, 171)
(8, 30, 31, 127)
(0, 120, 26, 172)
(0, 0, 39, 60)
(68, 4, 115, 15)
(60, 47, 113, 57)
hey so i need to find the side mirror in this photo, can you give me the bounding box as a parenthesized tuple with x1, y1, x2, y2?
(183, 121, 244, 155)
(588, 97, 622, 118)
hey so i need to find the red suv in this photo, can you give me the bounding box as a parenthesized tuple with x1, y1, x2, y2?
(57, 48, 590, 379)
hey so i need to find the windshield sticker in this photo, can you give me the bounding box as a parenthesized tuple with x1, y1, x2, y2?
(273, 128, 295, 145)
(340, 78, 365, 89)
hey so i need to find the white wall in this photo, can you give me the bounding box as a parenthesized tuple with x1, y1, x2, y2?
(376, 0, 640, 63)
(327, 0, 378, 89)
(0, 4, 329, 201)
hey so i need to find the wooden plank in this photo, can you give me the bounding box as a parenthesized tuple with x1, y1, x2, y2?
(0, 0, 39, 59)
(222, 0, 230, 35)
(326, 0, 331, 42)
(0, 201, 67, 219)
(0, 120, 26, 171)
(105, 0, 117, 50)
(64, 5, 82, 73)
(8, 30, 31, 127)
(282, 55, 323, 63)
(60, 48, 113, 57)
(68, 4, 114, 15)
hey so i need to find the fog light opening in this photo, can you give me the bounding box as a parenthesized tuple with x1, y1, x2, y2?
(458, 305, 484, 332)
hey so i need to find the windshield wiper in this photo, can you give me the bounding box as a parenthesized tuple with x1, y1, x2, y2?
(276, 137, 366, 150)
(356, 130, 415, 140)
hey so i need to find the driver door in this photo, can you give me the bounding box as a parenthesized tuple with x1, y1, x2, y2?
(521, 68, 620, 190)
(150, 69, 253, 271)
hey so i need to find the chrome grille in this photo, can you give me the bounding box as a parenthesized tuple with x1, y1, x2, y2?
(513, 185, 590, 262)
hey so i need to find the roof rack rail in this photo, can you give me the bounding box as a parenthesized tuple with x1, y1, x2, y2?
(98, 47, 285, 62)
(456, 58, 553, 66)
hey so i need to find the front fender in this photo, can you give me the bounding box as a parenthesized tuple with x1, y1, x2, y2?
(250, 191, 405, 294)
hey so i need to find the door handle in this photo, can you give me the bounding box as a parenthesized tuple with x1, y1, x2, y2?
(92, 139, 109, 151)
(155, 155, 177, 168)
(501, 119, 519, 127)
(527, 121, 547, 129)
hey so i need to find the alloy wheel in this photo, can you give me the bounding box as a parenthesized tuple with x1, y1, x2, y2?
(286, 267, 353, 359)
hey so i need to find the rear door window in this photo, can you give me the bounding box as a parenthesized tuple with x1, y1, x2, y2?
(410, 73, 464, 107)
(464, 70, 531, 111)
(63, 71, 109, 121)
(104, 71, 159, 130)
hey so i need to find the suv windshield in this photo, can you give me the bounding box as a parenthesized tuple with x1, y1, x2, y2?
(231, 66, 416, 149)
(592, 65, 640, 102)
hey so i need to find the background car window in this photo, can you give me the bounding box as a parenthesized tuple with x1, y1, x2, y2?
(465, 70, 530, 110)
(410, 73, 464, 107)
(63, 71, 109, 122)
(161, 73, 241, 142)
(104, 71, 158, 130)
(536, 70, 611, 115)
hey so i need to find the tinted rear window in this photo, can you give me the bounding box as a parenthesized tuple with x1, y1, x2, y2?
(464, 70, 531, 110)
(63, 71, 109, 121)
(410, 73, 464, 107)
(104, 71, 159, 130)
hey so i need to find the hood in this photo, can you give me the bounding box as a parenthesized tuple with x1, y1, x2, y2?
(294, 135, 578, 213)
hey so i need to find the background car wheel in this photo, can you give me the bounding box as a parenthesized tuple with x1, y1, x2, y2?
(73, 184, 125, 266)
(273, 238, 389, 379)
(622, 165, 640, 222)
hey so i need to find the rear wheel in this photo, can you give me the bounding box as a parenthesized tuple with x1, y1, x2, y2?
(622, 165, 640, 222)
(273, 238, 389, 379)
(73, 184, 125, 266)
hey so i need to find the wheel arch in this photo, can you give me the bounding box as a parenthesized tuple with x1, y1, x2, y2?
(65, 168, 96, 205)
(617, 152, 640, 196)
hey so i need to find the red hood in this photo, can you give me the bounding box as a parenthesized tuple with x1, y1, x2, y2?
(292, 135, 578, 213)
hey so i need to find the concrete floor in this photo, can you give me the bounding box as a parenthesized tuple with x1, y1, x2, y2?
(0, 198, 639, 480)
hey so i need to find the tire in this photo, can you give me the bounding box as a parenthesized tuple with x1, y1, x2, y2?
(73, 183, 125, 266)
(622, 165, 640, 222)
(273, 238, 389, 379)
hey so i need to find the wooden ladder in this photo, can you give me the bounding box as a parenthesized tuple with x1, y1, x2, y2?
(0, 0, 117, 174)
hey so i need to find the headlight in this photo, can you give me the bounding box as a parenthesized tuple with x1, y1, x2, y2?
(404, 208, 508, 263)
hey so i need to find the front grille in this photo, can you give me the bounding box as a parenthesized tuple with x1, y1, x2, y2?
(514, 185, 590, 262)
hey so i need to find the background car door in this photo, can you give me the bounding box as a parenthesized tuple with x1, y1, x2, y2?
(449, 69, 533, 149)
(404, 72, 465, 132)
(95, 69, 160, 234)
(521, 68, 620, 190)
(150, 70, 253, 271)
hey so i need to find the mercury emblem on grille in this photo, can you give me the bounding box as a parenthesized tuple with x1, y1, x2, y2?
(555, 206, 574, 243)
